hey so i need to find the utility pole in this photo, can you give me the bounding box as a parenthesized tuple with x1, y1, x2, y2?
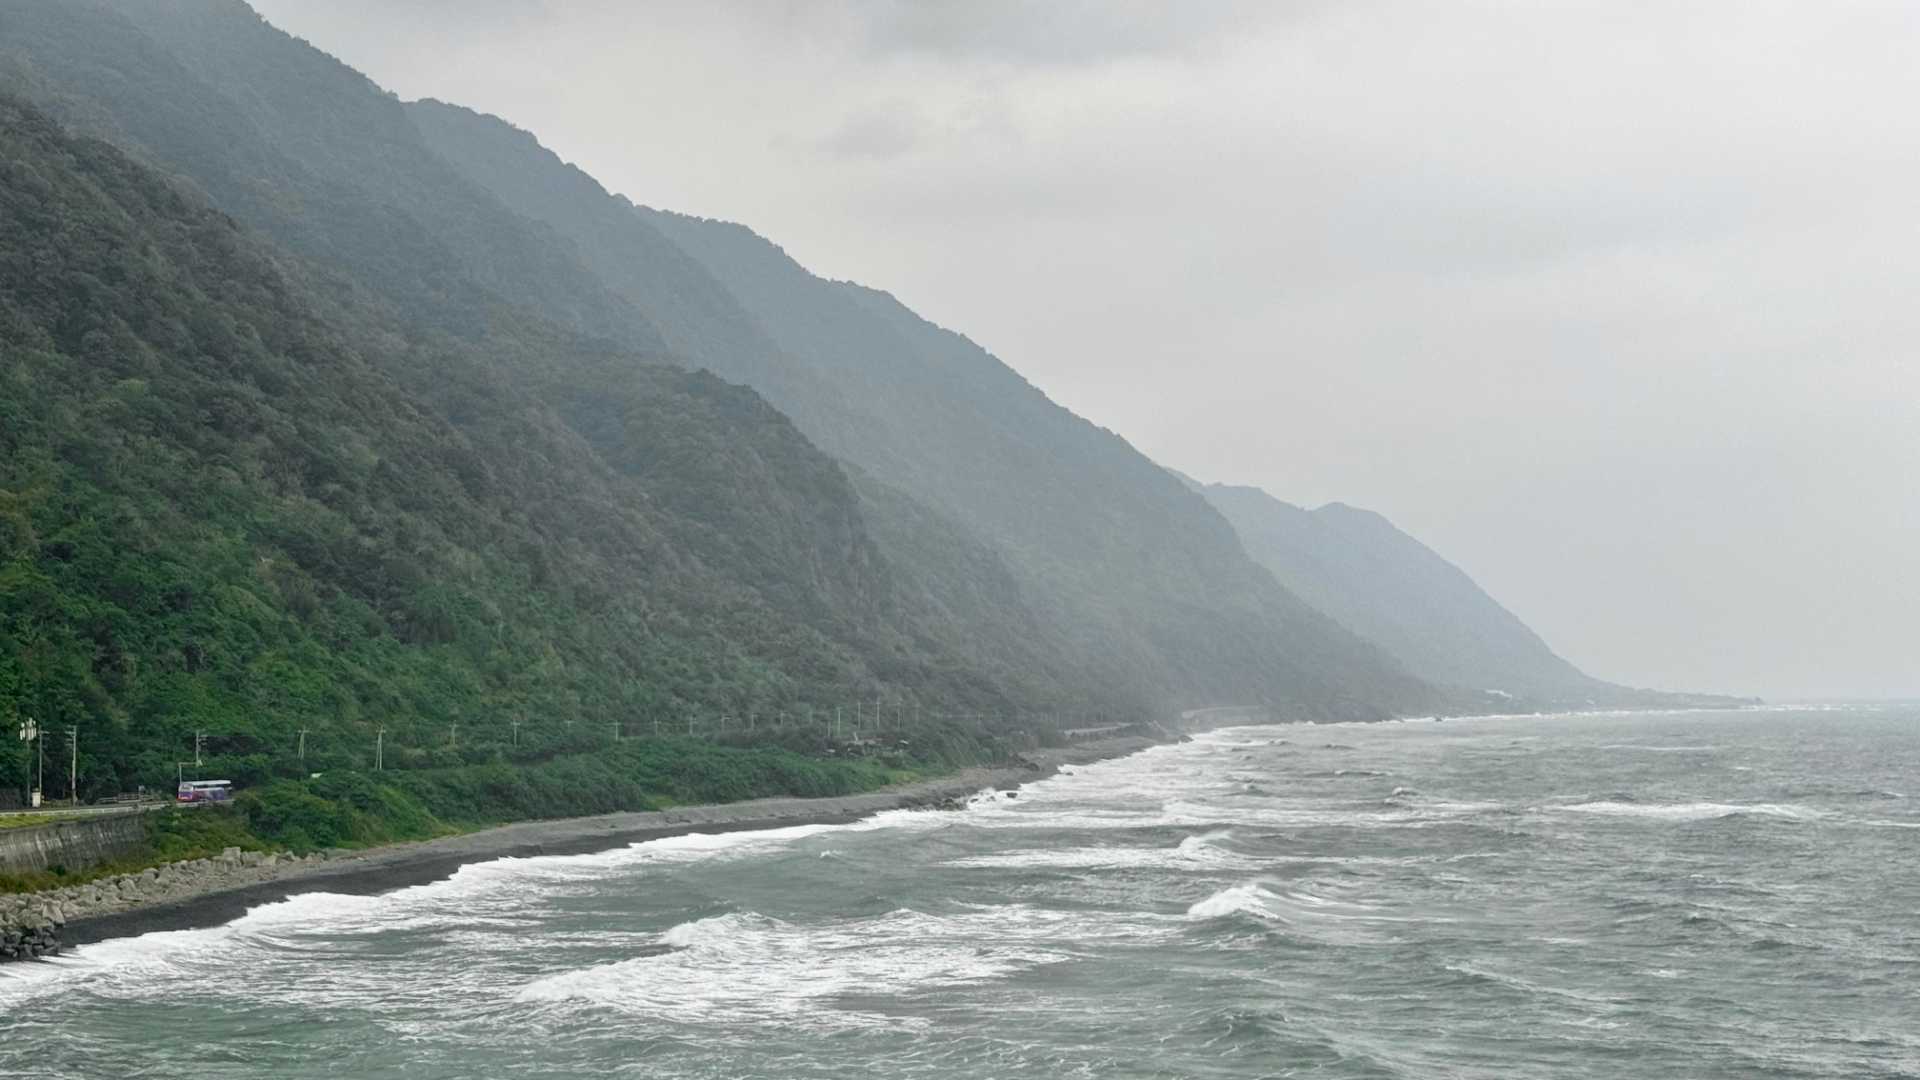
(511, 720, 520, 748)
(375, 726, 385, 772)
(687, 715, 695, 737)
(17, 717, 38, 806)
(297, 728, 309, 764)
(449, 724, 458, 749)
(67, 727, 77, 805)
(612, 721, 621, 743)
(194, 731, 204, 767)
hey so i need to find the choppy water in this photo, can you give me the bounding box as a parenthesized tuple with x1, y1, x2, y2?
(3, 706, 1917, 1079)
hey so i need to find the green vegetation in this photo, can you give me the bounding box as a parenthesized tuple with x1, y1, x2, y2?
(423, 101, 1451, 720)
(0, 0, 1487, 858)
(0, 867, 90, 895)
(256, 737, 948, 852)
(0, 812, 92, 831)
(0, 95, 1030, 812)
(0, 0, 1139, 839)
(145, 801, 266, 861)
(0, 805, 260, 894)
(0, 737, 946, 893)
(242, 739, 914, 851)
(0, 0, 1455, 726)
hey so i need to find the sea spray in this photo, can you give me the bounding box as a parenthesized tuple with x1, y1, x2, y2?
(5, 708, 1916, 1078)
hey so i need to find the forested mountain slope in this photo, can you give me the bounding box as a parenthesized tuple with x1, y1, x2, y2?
(0, 0, 658, 350)
(0, 93, 1063, 807)
(401, 99, 1115, 714)
(409, 101, 1447, 719)
(1189, 480, 1746, 709)
(0, 0, 1457, 721)
(1194, 484, 1595, 699)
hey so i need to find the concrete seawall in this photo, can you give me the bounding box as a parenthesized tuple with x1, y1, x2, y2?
(0, 813, 148, 876)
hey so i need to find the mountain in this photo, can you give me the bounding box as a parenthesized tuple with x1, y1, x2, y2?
(406, 100, 1446, 720)
(0, 0, 1459, 722)
(0, 0, 660, 352)
(1187, 480, 1743, 709)
(2, 81, 1098, 815)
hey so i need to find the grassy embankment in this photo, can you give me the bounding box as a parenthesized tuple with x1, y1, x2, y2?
(0, 736, 968, 895)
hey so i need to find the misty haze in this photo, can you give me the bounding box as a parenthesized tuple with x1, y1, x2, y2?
(0, 2, 1913, 1077)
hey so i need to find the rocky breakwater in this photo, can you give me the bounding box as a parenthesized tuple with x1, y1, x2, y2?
(0, 847, 340, 962)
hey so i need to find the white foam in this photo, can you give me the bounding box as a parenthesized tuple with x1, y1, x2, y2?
(1558, 801, 1820, 822)
(947, 829, 1254, 871)
(1176, 829, 1234, 858)
(21, 800, 974, 996)
(0, 922, 237, 1007)
(515, 906, 1098, 1030)
(656, 910, 781, 950)
(1187, 882, 1281, 920)
(1443, 961, 1623, 1005)
(1182, 876, 1397, 914)
(1598, 745, 1719, 752)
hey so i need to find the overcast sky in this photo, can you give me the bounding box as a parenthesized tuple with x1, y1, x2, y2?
(251, 0, 1918, 700)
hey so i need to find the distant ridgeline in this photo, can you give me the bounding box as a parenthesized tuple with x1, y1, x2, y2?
(0, 0, 1726, 824)
(1182, 480, 1752, 710)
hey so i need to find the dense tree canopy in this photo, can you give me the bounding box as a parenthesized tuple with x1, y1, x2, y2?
(0, 2, 1552, 854)
(0, 97, 1043, 818)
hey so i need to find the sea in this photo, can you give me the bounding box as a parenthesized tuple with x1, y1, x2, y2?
(1, 705, 1916, 1079)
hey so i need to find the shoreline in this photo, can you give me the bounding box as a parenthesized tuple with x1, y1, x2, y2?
(55, 736, 1162, 950)
(14, 705, 1782, 957)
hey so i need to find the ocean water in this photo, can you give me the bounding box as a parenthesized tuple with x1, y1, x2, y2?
(2, 706, 1916, 1079)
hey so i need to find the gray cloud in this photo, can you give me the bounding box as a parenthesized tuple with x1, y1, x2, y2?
(846, 0, 1307, 65)
(250, 0, 1920, 699)
(812, 103, 926, 160)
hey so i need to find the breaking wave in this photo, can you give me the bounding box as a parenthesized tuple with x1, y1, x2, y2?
(516, 906, 1099, 1029)
(1558, 801, 1822, 822)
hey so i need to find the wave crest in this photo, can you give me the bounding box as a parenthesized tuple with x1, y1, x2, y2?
(1560, 801, 1820, 822)
(515, 906, 1078, 1029)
